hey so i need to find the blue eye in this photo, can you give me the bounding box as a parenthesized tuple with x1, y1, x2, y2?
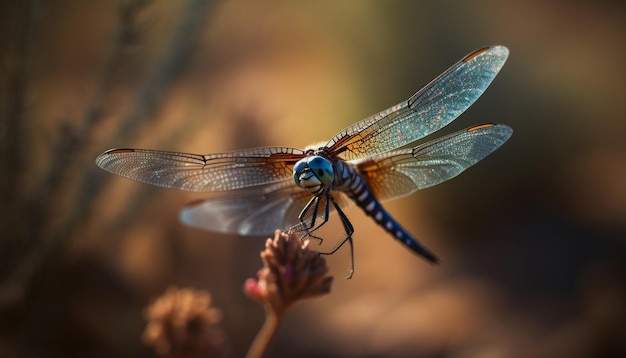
(293, 159, 308, 187)
(308, 156, 334, 185)
(293, 160, 307, 175)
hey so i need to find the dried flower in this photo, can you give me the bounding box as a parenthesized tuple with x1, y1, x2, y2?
(244, 230, 333, 316)
(143, 286, 225, 358)
(243, 230, 333, 358)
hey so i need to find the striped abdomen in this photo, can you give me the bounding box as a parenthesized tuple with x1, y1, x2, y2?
(334, 161, 439, 263)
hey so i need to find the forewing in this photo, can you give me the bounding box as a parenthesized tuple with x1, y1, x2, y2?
(355, 124, 512, 201)
(326, 46, 509, 160)
(180, 179, 353, 235)
(96, 147, 305, 192)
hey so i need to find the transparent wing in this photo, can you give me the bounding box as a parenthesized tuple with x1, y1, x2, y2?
(354, 124, 512, 201)
(95, 147, 305, 192)
(181, 179, 352, 236)
(326, 46, 509, 160)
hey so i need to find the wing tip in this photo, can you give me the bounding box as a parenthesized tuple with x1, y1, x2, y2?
(102, 148, 136, 155)
(463, 45, 509, 63)
(468, 123, 497, 131)
(468, 123, 513, 135)
(95, 148, 135, 168)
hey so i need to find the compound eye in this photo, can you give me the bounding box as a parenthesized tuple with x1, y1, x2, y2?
(308, 156, 334, 186)
(292, 159, 308, 187)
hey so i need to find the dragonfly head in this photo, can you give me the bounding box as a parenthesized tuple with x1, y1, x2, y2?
(293, 156, 334, 192)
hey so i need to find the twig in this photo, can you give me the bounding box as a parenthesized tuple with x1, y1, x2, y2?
(246, 310, 281, 358)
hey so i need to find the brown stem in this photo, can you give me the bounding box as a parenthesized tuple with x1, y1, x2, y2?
(246, 309, 283, 358)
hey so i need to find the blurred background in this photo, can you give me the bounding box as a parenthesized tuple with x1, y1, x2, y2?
(1, 0, 625, 357)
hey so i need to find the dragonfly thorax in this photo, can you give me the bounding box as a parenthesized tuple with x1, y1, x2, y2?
(293, 155, 334, 194)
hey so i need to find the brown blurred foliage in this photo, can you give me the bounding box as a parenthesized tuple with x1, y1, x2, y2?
(1, 0, 625, 357)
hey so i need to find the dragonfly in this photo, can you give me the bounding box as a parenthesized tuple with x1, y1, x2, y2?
(96, 45, 512, 278)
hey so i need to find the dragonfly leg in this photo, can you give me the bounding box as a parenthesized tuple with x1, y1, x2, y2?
(319, 194, 356, 279)
(304, 194, 333, 245)
(287, 196, 318, 236)
(293, 195, 327, 245)
(299, 196, 319, 226)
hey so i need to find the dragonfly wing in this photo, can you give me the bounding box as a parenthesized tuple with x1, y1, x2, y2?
(326, 46, 509, 160)
(96, 147, 305, 192)
(355, 124, 512, 201)
(181, 179, 352, 235)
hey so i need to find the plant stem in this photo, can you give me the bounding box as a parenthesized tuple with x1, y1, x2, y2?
(246, 309, 282, 358)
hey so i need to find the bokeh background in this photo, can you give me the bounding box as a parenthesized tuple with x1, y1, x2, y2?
(1, 0, 625, 357)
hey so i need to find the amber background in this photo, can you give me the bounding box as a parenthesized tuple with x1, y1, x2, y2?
(1, 0, 625, 357)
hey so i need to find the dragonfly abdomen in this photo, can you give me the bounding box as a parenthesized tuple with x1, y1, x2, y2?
(344, 171, 440, 264)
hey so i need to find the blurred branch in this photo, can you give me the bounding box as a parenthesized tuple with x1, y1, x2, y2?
(0, 0, 37, 195)
(0, 0, 219, 312)
(0, 0, 40, 304)
(83, 0, 154, 130)
(35, 0, 155, 228)
(116, 0, 215, 141)
(0, 0, 155, 307)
